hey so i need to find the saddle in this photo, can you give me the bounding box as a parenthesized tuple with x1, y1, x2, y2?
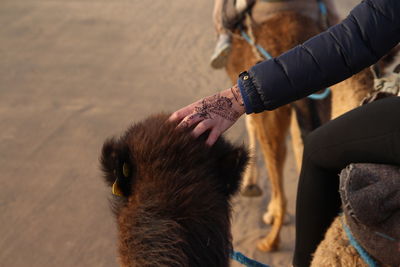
(340, 163, 400, 266)
(362, 63, 400, 105)
(222, 0, 256, 31)
(222, 0, 334, 32)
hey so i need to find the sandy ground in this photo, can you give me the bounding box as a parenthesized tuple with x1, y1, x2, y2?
(0, 0, 363, 266)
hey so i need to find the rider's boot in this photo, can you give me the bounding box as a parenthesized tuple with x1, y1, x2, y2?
(210, 33, 231, 69)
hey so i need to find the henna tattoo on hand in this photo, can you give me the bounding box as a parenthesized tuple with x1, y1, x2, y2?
(194, 94, 240, 122)
(230, 84, 244, 106)
(177, 114, 198, 129)
(194, 102, 213, 120)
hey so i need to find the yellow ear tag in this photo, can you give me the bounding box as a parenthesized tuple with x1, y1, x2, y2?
(112, 181, 123, 197)
(122, 163, 130, 178)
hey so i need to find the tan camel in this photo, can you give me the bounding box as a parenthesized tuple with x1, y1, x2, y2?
(226, 0, 338, 251)
(224, 0, 384, 252)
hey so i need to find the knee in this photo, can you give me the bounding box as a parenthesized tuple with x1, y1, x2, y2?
(302, 126, 327, 159)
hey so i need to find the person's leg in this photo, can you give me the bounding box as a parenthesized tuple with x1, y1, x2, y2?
(213, 0, 226, 35)
(293, 97, 400, 266)
(211, 0, 231, 69)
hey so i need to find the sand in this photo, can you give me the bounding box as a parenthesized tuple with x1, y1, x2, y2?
(0, 1, 374, 266)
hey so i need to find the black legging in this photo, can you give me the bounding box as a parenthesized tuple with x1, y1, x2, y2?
(293, 97, 400, 266)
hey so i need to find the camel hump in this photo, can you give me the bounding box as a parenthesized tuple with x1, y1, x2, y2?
(251, 0, 320, 25)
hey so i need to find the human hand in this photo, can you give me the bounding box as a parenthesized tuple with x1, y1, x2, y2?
(169, 84, 245, 146)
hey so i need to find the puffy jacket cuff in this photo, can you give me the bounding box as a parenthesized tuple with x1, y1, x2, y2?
(238, 71, 265, 113)
(237, 78, 253, 114)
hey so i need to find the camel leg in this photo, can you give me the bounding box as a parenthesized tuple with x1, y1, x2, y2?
(241, 115, 263, 197)
(290, 109, 304, 172)
(251, 106, 291, 252)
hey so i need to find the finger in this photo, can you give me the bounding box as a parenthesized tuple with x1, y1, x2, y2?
(168, 113, 178, 122)
(168, 111, 184, 122)
(176, 113, 203, 129)
(169, 108, 192, 122)
(206, 128, 221, 146)
(192, 120, 213, 138)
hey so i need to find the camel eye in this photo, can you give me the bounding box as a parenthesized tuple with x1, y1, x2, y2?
(114, 160, 131, 180)
(123, 163, 130, 178)
(111, 161, 133, 197)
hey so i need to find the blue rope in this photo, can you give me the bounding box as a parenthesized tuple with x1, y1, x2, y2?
(317, 0, 329, 29)
(307, 87, 331, 100)
(230, 250, 271, 267)
(308, 0, 330, 99)
(240, 30, 273, 60)
(374, 231, 397, 242)
(317, 0, 328, 16)
(341, 217, 379, 267)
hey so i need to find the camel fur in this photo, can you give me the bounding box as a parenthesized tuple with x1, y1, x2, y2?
(99, 116, 399, 267)
(311, 216, 368, 267)
(100, 114, 248, 267)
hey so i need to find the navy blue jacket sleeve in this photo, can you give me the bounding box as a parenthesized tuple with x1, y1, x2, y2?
(238, 0, 400, 113)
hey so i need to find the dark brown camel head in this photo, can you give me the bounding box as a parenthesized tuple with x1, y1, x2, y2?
(100, 113, 248, 267)
(340, 163, 400, 266)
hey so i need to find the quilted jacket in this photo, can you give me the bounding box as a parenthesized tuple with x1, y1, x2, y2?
(237, 0, 400, 113)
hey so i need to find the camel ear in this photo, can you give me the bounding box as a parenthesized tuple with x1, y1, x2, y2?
(217, 145, 249, 196)
(100, 138, 134, 197)
(100, 138, 119, 186)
